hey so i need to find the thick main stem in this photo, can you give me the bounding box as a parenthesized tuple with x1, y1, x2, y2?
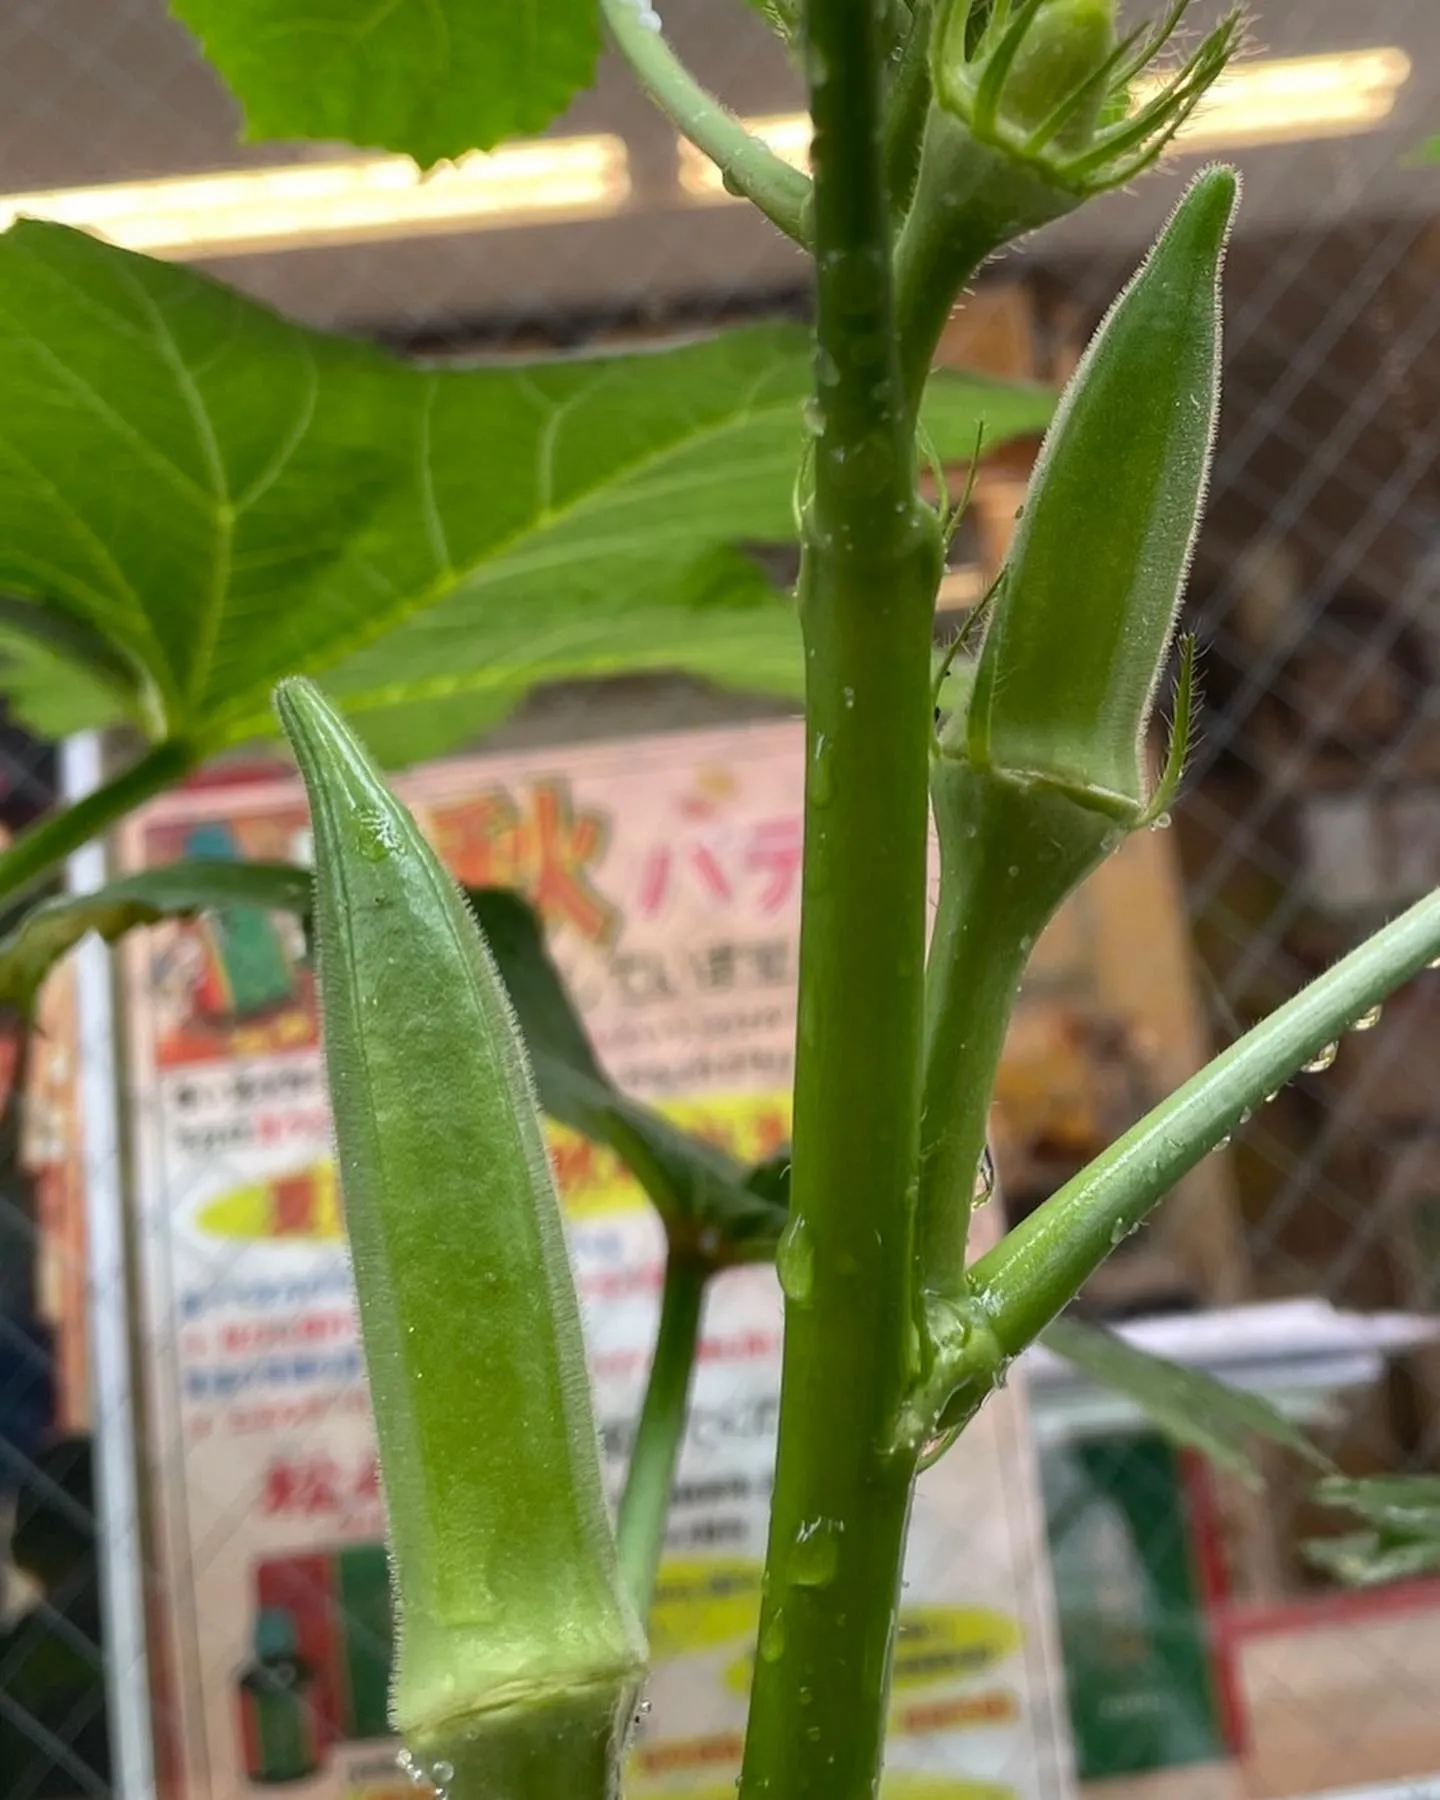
(615, 1252, 706, 1618)
(737, 3, 939, 1783)
(738, 537, 937, 1800)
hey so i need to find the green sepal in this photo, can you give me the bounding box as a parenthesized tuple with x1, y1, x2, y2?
(930, 0, 1240, 194)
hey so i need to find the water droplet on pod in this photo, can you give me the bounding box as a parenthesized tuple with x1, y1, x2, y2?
(1152, 812, 1173, 831)
(356, 808, 398, 862)
(1352, 1003, 1383, 1032)
(1302, 1041, 1338, 1074)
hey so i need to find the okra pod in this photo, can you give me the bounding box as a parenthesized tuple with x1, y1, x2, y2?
(964, 165, 1238, 815)
(275, 679, 645, 1800)
(920, 168, 1239, 1296)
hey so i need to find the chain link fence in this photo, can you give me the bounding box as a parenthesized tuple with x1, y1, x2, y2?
(1, 0, 1439, 1796)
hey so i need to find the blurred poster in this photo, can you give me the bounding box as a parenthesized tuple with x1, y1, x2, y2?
(120, 722, 1071, 1800)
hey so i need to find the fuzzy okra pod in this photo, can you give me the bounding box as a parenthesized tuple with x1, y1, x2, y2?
(275, 680, 646, 1800)
(919, 167, 1239, 1309)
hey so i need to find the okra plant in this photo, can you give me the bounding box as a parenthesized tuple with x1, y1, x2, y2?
(0, 1, 1437, 1799)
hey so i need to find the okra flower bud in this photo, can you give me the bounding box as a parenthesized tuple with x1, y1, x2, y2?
(940, 0, 1117, 151)
(931, 0, 1241, 195)
(276, 680, 646, 1800)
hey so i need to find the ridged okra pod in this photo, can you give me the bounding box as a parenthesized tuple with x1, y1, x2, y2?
(918, 168, 1239, 1308)
(275, 679, 646, 1800)
(963, 165, 1238, 812)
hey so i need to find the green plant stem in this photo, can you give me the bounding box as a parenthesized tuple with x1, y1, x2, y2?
(738, 1, 940, 1792)
(883, 0, 934, 212)
(600, 0, 811, 243)
(970, 887, 1440, 1356)
(917, 874, 1025, 1286)
(893, 119, 1073, 419)
(0, 739, 196, 905)
(615, 1251, 707, 1618)
(917, 767, 1116, 1299)
(738, 538, 936, 1800)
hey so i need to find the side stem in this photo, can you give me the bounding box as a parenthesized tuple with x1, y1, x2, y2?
(600, 0, 812, 243)
(0, 739, 196, 905)
(615, 1251, 707, 1618)
(971, 887, 1440, 1356)
(893, 119, 1073, 421)
(883, 0, 934, 212)
(917, 764, 1115, 1299)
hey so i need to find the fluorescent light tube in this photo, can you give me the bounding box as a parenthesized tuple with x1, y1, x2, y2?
(0, 136, 631, 259)
(1135, 47, 1413, 151)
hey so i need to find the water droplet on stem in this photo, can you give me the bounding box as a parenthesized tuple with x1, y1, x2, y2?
(792, 1517, 842, 1587)
(759, 1607, 787, 1663)
(777, 1216, 815, 1303)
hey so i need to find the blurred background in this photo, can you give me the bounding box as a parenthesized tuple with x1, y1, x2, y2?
(0, 1, 1438, 1798)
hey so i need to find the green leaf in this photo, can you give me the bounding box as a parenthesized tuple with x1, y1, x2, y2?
(0, 861, 312, 1013)
(442, 888, 785, 1253)
(1304, 1473, 1440, 1587)
(1040, 1315, 1331, 1486)
(170, 0, 600, 165)
(0, 858, 786, 1254)
(0, 221, 1051, 767)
